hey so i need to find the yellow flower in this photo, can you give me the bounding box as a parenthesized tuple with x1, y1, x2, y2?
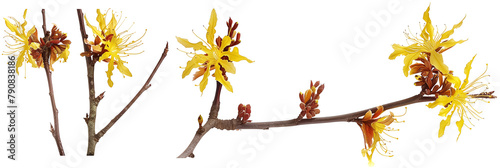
(427, 55, 492, 140)
(177, 9, 253, 93)
(357, 106, 405, 166)
(3, 9, 39, 76)
(389, 5, 466, 77)
(84, 9, 146, 87)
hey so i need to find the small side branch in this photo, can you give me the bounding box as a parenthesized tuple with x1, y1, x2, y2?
(94, 42, 169, 141)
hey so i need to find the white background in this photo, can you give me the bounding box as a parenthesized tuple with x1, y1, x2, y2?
(1, 0, 499, 167)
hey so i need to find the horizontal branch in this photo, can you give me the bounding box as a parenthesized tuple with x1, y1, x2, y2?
(236, 94, 435, 130)
(179, 94, 436, 158)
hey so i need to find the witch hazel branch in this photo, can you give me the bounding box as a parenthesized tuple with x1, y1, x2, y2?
(176, 6, 496, 166)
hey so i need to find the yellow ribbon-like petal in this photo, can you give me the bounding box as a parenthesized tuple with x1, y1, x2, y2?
(427, 95, 453, 108)
(108, 13, 118, 31)
(455, 118, 464, 141)
(220, 36, 232, 49)
(182, 54, 207, 78)
(57, 45, 70, 62)
(27, 25, 36, 38)
(440, 15, 466, 41)
(438, 105, 453, 117)
(176, 37, 205, 50)
(402, 52, 421, 77)
(117, 59, 132, 77)
(96, 9, 106, 30)
(429, 51, 449, 75)
(224, 47, 253, 63)
(99, 52, 111, 62)
(199, 61, 212, 93)
(461, 55, 476, 88)
(445, 74, 461, 89)
(85, 15, 104, 40)
(15, 53, 25, 74)
(421, 5, 434, 40)
(206, 9, 217, 47)
(219, 60, 236, 74)
(4, 18, 18, 35)
(440, 39, 467, 48)
(388, 44, 419, 60)
(106, 57, 115, 87)
(438, 114, 453, 138)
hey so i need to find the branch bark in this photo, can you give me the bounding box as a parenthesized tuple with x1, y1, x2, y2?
(42, 9, 65, 156)
(76, 9, 99, 155)
(178, 82, 223, 158)
(178, 93, 435, 158)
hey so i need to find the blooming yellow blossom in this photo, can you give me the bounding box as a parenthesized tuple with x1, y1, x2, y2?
(357, 106, 405, 166)
(3, 9, 39, 76)
(177, 9, 253, 93)
(389, 5, 466, 77)
(427, 55, 491, 140)
(84, 9, 146, 87)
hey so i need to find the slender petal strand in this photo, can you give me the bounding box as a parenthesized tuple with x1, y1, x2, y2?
(177, 9, 253, 94)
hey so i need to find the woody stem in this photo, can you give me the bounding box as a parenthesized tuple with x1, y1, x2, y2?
(41, 9, 65, 156)
(178, 93, 436, 158)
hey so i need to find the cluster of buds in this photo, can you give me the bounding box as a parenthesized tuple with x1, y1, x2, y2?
(410, 56, 455, 98)
(30, 25, 71, 70)
(237, 104, 252, 124)
(222, 18, 241, 49)
(298, 81, 325, 119)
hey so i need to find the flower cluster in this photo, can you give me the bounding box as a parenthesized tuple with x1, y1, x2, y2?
(356, 106, 405, 166)
(237, 104, 252, 124)
(82, 9, 146, 87)
(298, 81, 325, 119)
(30, 25, 71, 71)
(3, 9, 70, 75)
(390, 5, 495, 140)
(177, 9, 253, 94)
(427, 56, 494, 140)
(389, 5, 466, 77)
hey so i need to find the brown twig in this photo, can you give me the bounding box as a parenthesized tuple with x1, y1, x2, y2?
(94, 42, 169, 141)
(41, 9, 65, 156)
(42, 9, 47, 34)
(178, 93, 435, 158)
